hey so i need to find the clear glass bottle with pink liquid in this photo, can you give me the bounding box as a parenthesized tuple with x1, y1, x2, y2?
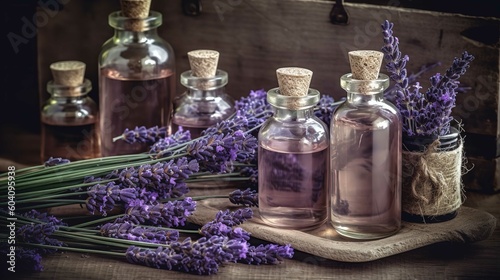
(258, 68, 328, 230)
(330, 51, 402, 240)
(98, 1, 175, 156)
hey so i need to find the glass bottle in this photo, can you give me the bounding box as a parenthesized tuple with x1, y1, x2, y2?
(172, 69, 235, 138)
(98, 7, 175, 156)
(330, 73, 402, 240)
(258, 87, 329, 230)
(41, 79, 99, 162)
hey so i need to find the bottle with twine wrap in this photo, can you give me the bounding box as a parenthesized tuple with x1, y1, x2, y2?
(98, 0, 175, 156)
(401, 127, 464, 223)
(172, 49, 235, 139)
(41, 61, 99, 162)
(257, 67, 329, 230)
(330, 50, 402, 240)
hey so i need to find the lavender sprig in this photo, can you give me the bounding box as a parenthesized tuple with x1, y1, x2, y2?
(149, 128, 192, 156)
(100, 221, 180, 243)
(113, 126, 167, 144)
(44, 157, 70, 167)
(381, 20, 474, 136)
(122, 198, 196, 227)
(229, 188, 258, 207)
(240, 244, 294, 265)
(125, 236, 248, 275)
(85, 182, 137, 215)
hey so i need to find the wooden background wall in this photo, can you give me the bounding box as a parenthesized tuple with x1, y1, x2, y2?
(4, 0, 500, 191)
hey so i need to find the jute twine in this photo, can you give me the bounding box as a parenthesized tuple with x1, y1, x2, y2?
(402, 139, 464, 217)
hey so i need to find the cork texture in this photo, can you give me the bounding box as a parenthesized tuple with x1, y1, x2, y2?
(50, 60, 86, 86)
(348, 50, 384, 80)
(121, 0, 151, 18)
(276, 67, 312, 97)
(188, 50, 220, 78)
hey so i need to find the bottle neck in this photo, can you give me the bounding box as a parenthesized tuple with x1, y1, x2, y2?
(340, 73, 389, 106)
(346, 91, 385, 106)
(272, 106, 315, 122)
(113, 28, 159, 44)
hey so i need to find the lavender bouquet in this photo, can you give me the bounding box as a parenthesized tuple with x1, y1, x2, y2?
(381, 20, 474, 138)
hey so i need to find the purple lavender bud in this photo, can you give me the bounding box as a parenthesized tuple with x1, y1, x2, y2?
(126, 236, 247, 275)
(86, 182, 137, 215)
(229, 188, 258, 207)
(125, 198, 196, 227)
(212, 208, 253, 227)
(17, 222, 64, 254)
(240, 244, 294, 265)
(23, 210, 65, 226)
(149, 128, 191, 156)
(118, 126, 167, 144)
(44, 157, 70, 167)
(101, 222, 179, 243)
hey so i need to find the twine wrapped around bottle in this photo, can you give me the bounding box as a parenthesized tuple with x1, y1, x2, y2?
(402, 139, 464, 219)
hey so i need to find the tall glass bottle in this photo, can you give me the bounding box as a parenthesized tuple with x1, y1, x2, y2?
(258, 68, 328, 230)
(99, 1, 175, 156)
(41, 61, 99, 162)
(330, 51, 401, 240)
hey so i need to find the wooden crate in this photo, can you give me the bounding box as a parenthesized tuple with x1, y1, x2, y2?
(35, 0, 499, 191)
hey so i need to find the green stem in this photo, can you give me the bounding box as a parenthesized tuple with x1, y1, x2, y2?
(72, 214, 125, 228)
(14, 179, 116, 198)
(1, 192, 88, 206)
(16, 202, 86, 211)
(18, 242, 125, 257)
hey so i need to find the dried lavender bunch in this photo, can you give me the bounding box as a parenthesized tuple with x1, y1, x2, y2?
(100, 221, 179, 243)
(381, 20, 474, 136)
(17, 214, 65, 254)
(122, 198, 196, 227)
(114, 126, 167, 144)
(229, 188, 258, 207)
(125, 236, 248, 275)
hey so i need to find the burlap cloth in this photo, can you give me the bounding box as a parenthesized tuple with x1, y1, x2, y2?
(402, 139, 464, 217)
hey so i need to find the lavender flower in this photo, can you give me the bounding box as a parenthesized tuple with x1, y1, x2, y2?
(117, 157, 198, 200)
(202, 115, 250, 136)
(149, 128, 192, 156)
(240, 243, 294, 265)
(17, 221, 64, 254)
(381, 20, 474, 136)
(0, 247, 44, 272)
(115, 126, 167, 144)
(187, 130, 257, 173)
(126, 236, 248, 275)
(44, 157, 70, 167)
(23, 210, 65, 226)
(238, 165, 258, 189)
(229, 188, 258, 207)
(211, 208, 253, 227)
(86, 182, 137, 215)
(100, 221, 179, 243)
(123, 198, 196, 227)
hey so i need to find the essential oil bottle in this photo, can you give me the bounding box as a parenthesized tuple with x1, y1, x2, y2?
(98, 0, 175, 156)
(258, 67, 329, 230)
(172, 50, 235, 138)
(330, 51, 402, 240)
(41, 61, 99, 162)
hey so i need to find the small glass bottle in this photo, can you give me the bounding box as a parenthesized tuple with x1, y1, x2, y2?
(41, 61, 99, 162)
(330, 51, 401, 240)
(99, 0, 175, 156)
(258, 68, 328, 230)
(172, 50, 235, 139)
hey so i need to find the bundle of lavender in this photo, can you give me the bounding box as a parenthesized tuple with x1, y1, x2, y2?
(0, 89, 341, 274)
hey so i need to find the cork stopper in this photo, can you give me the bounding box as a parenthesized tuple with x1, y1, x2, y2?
(276, 67, 313, 97)
(188, 50, 220, 78)
(348, 50, 384, 80)
(50, 61, 86, 87)
(120, 0, 151, 18)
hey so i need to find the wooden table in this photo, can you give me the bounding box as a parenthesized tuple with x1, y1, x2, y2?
(1, 129, 498, 279)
